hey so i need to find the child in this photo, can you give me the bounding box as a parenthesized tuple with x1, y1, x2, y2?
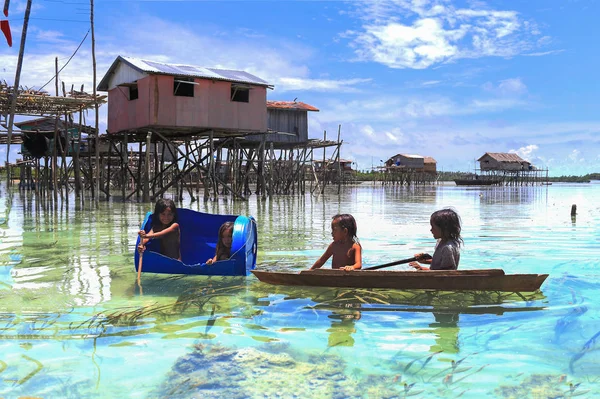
(206, 221, 234, 265)
(410, 208, 463, 270)
(310, 214, 362, 271)
(138, 198, 181, 260)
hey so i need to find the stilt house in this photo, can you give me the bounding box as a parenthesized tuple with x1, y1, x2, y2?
(97, 56, 273, 135)
(386, 154, 425, 170)
(477, 153, 532, 171)
(245, 100, 319, 145)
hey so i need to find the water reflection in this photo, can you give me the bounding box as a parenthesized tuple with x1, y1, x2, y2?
(430, 312, 460, 354)
(327, 305, 361, 347)
(476, 186, 548, 205)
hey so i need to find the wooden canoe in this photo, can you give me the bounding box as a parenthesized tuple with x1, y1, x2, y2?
(251, 269, 548, 292)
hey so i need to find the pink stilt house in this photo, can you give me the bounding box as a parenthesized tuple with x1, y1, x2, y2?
(97, 56, 273, 135)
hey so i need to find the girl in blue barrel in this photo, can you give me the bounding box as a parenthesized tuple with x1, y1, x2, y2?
(138, 198, 181, 260)
(410, 208, 463, 270)
(206, 221, 234, 265)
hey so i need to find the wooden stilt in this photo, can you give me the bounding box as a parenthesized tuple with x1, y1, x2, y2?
(74, 107, 83, 199)
(143, 132, 151, 203)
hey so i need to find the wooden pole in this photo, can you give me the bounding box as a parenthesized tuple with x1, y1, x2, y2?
(269, 142, 274, 197)
(61, 82, 69, 201)
(121, 133, 127, 200)
(337, 124, 342, 194)
(90, 0, 100, 201)
(209, 131, 216, 199)
(137, 142, 142, 200)
(143, 132, 151, 202)
(321, 130, 327, 194)
(74, 106, 83, 198)
(5, 0, 33, 185)
(52, 57, 59, 201)
(153, 141, 158, 198)
(106, 137, 112, 199)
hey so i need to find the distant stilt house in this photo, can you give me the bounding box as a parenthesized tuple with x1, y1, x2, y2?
(386, 154, 424, 169)
(478, 152, 531, 171)
(476, 152, 548, 185)
(382, 154, 438, 185)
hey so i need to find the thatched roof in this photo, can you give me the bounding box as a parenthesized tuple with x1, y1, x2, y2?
(477, 152, 529, 164)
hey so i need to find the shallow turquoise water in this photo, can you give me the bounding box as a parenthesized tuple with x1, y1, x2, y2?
(1, 182, 600, 398)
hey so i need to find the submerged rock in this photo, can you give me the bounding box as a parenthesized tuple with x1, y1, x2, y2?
(151, 343, 397, 398)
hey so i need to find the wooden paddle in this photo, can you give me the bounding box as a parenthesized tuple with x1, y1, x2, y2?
(365, 254, 432, 271)
(137, 250, 144, 284)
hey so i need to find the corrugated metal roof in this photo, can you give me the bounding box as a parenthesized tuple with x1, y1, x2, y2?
(267, 100, 319, 112)
(399, 154, 424, 159)
(388, 153, 425, 160)
(424, 156, 437, 163)
(477, 152, 529, 163)
(98, 56, 272, 91)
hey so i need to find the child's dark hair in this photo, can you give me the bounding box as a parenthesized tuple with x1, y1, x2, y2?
(332, 214, 359, 243)
(152, 198, 178, 229)
(431, 208, 463, 246)
(215, 221, 234, 261)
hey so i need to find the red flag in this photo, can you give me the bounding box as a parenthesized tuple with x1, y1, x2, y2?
(1, 19, 10, 47)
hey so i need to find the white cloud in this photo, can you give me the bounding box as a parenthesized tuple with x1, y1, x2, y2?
(497, 78, 527, 95)
(352, 17, 465, 69)
(361, 125, 376, 137)
(509, 144, 538, 162)
(347, 0, 550, 69)
(568, 149, 583, 162)
(523, 49, 565, 57)
(385, 131, 400, 142)
(314, 93, 527, 125)
(477, 77, 529, 100)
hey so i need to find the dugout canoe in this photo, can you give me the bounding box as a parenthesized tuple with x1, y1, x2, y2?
(251, 269, 548, 292)
(134, 209, 257, 276)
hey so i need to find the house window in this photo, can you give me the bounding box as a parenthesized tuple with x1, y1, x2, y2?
(174, 77, 195, 97)
(129, 85, 138, 101)
(231, 85, 249, 103)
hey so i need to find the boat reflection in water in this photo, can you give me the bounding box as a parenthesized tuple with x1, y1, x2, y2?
(260, 283, 546, 352)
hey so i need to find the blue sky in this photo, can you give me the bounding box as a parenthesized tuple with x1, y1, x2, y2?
(2, 0, 599, 175)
